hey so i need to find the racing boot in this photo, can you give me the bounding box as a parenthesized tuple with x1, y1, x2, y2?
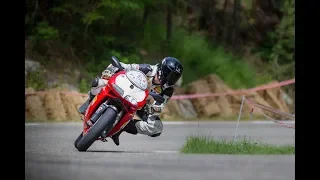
(78, 92, 95, 115)
(111, 120, 139, 146)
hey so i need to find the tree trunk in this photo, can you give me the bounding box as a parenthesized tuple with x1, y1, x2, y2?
(229, 0, 241, 49)
(142, 6, 149, 26)
(166, 3, 172, 41)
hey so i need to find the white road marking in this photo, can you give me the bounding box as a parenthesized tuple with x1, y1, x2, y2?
(162, 122, 187, 125)
(25, 123, 41, 126)
(24, 122, 81, 126)
(153, 150, 179, 153)
(251, 121, 295, 124)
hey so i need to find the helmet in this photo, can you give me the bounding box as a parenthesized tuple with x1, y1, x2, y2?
(156, 57, 183, 88)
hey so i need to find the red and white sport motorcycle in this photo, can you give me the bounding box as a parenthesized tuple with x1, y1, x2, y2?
(74, 56, 164, 151)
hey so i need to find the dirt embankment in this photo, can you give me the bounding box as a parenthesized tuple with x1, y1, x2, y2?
(25, 74, 294, 121)
(162, 74, 294, 120)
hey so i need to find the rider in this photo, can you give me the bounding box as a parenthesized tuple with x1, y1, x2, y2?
(78, 57, 183, 146)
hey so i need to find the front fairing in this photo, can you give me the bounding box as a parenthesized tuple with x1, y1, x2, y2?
(108, 70, 149, 109)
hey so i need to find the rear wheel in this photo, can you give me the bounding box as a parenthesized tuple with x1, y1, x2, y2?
(76, 108, 117, 152)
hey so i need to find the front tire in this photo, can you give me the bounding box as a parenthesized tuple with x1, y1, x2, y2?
(74, 133, 83, 148)
(76, 108, 117, 152)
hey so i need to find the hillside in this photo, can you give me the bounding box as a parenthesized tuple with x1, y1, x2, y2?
(25, 0, 295, 120)
(25, 0, 294, 89)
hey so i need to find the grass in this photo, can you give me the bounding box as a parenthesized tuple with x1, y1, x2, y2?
(181, 136, 295, 155)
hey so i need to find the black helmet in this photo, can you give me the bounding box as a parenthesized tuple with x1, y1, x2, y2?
(156, 57, 183, 88)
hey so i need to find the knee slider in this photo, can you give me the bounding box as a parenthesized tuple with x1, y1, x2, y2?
(91, 77, 100, 87)
(150, 133, 161, 137)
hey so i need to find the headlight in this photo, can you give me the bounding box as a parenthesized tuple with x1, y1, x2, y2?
(112, 84, 124, 96)
(124, 95, 138, 106)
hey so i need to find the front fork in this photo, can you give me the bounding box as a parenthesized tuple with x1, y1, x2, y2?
(86, 99, 111, 126)
(99, 109, 125, 141)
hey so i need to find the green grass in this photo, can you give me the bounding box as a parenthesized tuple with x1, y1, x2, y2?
(181, 136, 295, 154)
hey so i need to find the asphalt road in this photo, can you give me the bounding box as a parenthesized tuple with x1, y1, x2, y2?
(25, 121, 295, 180)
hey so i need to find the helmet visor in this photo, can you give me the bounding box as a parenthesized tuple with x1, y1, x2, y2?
(165, 71, 181, 86)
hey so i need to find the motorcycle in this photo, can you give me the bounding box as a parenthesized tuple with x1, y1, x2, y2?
(74, 56, 164, 152)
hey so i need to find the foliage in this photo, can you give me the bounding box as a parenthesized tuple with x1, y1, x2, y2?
(168, 28, 266, 88)
(78, 78, 90, 93)
(25, 70, 47, 91)
(25, 0, 294, 90)
(269, 0, 295, 80)
(254, 0, 295, 81)
(33, 21, 60, 41)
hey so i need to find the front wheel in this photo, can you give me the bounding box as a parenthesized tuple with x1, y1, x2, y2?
(74, 133, 83, 148)
(75, 107, 117, 152)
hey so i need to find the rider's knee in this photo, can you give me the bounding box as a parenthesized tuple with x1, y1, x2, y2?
(149, 115, 161, 121)
(148, 115, 163, 136)
(135, 115, 163, 136)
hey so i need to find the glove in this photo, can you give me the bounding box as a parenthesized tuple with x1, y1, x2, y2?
(101, 64, 119, 79)
(150, 101, 164, 116)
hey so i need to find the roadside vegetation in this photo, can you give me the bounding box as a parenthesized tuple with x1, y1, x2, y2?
(181, 136, 295, 154)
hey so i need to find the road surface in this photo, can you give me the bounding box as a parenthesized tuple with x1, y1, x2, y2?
(25, 121, 295, 180)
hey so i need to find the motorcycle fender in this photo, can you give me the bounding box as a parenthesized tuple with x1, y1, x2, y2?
(90, 102, 117, 124)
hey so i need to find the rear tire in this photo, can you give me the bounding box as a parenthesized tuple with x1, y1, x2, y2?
(76, 108, 117, 152)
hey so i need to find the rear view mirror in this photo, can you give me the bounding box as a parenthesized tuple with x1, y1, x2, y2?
(110, 56, 124, 70)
